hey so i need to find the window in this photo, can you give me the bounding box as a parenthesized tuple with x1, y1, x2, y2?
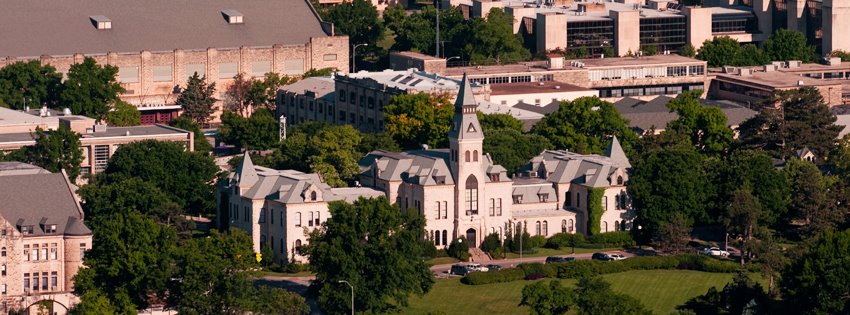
(434, 230, 441, 246)
(152, 65, 173, 82)
(308, 212, 314, 227)
(1, 265, 5, 276)
(0, 284, 5, 295)
(323, 54, 338, 61)
(41, 272, 47, 291)
(32, 275, 38, 291)
(80, 243, 86, 259)
(489, 199, 495, 216)
(465, 175, 478, 215)
(271, 210, 274, 225)
(45, 224, 57, 233)
(565, 192, 572, 207)
(538, 193, 549, 202)
(576, 192, 581, 208)
(284, 59, 304, 75)
(280, 238, 285, 253)
(295, 240, 302, 254)
(442, 201, 448, 219)
(295, 212, 302, 227)
(186, 63, 205, 77)
(442, 230, 448, 246)
(473, 150, 478, 162)
(465, 151, 470, 162)
(252, 60, 271, 77)
(50, 243, 57, 260)
(41, 244, 47, 261)
(602, 196, 608, 211)
(603, 221, 609, 232)
(314, 212, 320, 226)
(436, 202, 442, 219)
(535, 221, 541, 235)
(259, 208, 266, 223)
(23, 245, 29, 261)
(23, 274, 29, 292)
(118, 66, 139, 83)
(543, 221, 548, 236)
(32, 244, 38, 261)
(513, 195, 522, 204)
(50, 272, 57, 289)
(497, 199, 502, 216)
(218, 62, 238, 79)
(280, 211, 284, 227)
(244, 206, 249, 222)
(569, 219, 575, 233)
(615, 221, 621, 232)
(94, 145, 109, 172)
(310, 191, 317, 201)
(561, 220, 567, 233)
(1, 247, 5, 257)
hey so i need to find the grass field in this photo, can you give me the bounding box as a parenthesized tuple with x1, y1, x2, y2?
(405, 270, 737, 315)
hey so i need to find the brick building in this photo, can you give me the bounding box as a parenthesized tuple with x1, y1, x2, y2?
(0, 0, 349, 124)
(0, 163, 93, 314)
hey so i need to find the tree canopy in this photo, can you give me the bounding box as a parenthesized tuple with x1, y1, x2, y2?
(219, 108, 280, 150)
(169, 116, 213, 153)
(763, 29, 816, 63)
(178, 73, 217, 125)
(463, 8, 531, 64)
(13, 127, 83, 181)
(697, 36, 768, 67)
(781, 229, 850, 314)
(0, 60, 62, 109)
(483, 128, 551, 176)
(384, 93, 454, 149)
(106, 100, 141, 126)
(665, 90, 733, 155)
(59, 57, 124, 120)
(307, 197, 434, 314)
(531, 96, 636, 155)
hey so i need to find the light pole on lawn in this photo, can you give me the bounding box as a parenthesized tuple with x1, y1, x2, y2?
(338, 280, 354, 315)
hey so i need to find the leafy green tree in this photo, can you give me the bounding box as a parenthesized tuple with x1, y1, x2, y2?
(519, 280, 574, 315)
(679, 44, 697, 58)
(17, 127, 83, 181)
(546, 233, 585, 253)
(483, 128, 551, 175)
(247, 72, 296, 112)
(73, 211, 178, 311)
(447, 236, 470, 261)
(480, 233, 502, 257)
(763, 29, 816, 63)
(303, 67, 337, 78)
(749, 232, 789, 294)
(738, 44, 771, 66)
(714, 150, 789, 228)
(829, 50, 850, 61)
(178, 73, 217, 125)
(223, 73, 253, 117)
(532, 97, 636, 155)
(464, 8, 531, 64)
(59, 57, 124, 120)
(780, 229, 850, 314)
(738, 87, 842, 160)
(384, 93, 454, 149)
(78, 178, 191, 235)
(656, 213, 692, 253)
(783, 159, 844, 236)
(358, 132, 401, 153)
(666, 90, 733, 155)
(306, 197, 434, 314)
(629, 145, 712, 243)
(263, 123, 362, 187)
(70, 289, 131, 315)
(169, 116, 213, 153)
(0, 60, 62, 109)
(697, 37, 768, 67)
(219, 108, 280, 150)
(243, 287, 310, 315)
(678, 271, 769, 315)
(725, 186, 762, 265)
(575, 276, 652, 315)
(478, 112, 523, 132)
(101, 140, 219, 215)
(385, 5, 468, 58)
(322, 0, 384, 69)
(105, 100, 141, 126)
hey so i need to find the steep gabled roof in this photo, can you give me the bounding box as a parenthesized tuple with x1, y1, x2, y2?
(604, 136, 631, 168)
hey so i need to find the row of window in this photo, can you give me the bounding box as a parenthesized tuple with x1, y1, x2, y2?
(598, 83, 704, 98)
(20, 243, 63, 261)
(21, 271, 59, 293)
(117, 59, 311, 83)
(589, 65, 705, 82)
(432, 230, 449, 246)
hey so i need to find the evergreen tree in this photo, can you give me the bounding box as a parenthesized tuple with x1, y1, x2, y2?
(178, 73, 217, 125)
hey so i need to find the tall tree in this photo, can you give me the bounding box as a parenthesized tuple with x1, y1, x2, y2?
(306, 197, 434, 314)
(655, 213, 692, 254)
(783, 158, 844, 237)
(531, 96, 637, 155)
(78, 178, 189, 234)
(223, 73, 253, 117)
(738, 87, 842, 160)
(781, 229, 850, 314)
(169, 116, 213, 153)
(59, 57, 124, 120)
(0, 60, 62, 109)
(478, 112, 524, 132)
(101, 140, 219, 215)
(385, 5, 469, 59)
(246, 72, 296, 112)
(105, 100, 141, 126)
(178, 73, 217, 125)
(261, 122, 363, 187)
(697, 36, 768, 67)
(384, 93, 454, 149)
(714, 150, 789, 228)
(219, 108, 280, 150)
(322, 0, 384, 70)
(19, 127, 83, 181)
(724, 186, 762, 265)
(763, 29, 816, 63)
(677, 271, 770, 315)
(520, 280, 574, 315)
(665, 90, 733, 155)
(574, 276, 653, 315)
(483, 128, 552, 176)
(464, 8, 531, 64)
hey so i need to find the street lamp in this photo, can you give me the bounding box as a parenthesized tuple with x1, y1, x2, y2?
(338, 280, 354, 315)
(446, 56, 460, 67)
(352, 43, 369, 73)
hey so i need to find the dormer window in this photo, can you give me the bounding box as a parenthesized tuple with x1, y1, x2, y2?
(310, 191, 317, 201)
(538, 193, 549, 202)
(20, 226, 33, 235)
(45, 225, 57, 234)
(513, 195, 523, 204)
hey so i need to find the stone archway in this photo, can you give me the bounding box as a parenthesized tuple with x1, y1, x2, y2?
(25, 299, 70, 315)
(466, 228, 477, 248)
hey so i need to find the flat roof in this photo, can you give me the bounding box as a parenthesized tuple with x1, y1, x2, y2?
(340, 69, 467, 92)
(391, 51, 445, 61)
(0, 0, 328, 57)
(489, 81, 592, 95)
(444, 55, 704, 77)
(0, 107, 60, 127)
(578, 54, 705, 68)
(503, 0, 685, 21)
(443, 61, 557, 77)
(778, 62, 850, 73)
(714, 71, 841, 89)
(280, 76, 335, 99)
(0, 124, 189, 144)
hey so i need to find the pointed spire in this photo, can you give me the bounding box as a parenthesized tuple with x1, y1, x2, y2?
(454, 73, 478, 112)
(235, 151, 259, 187)
(604, 136, 631, 168)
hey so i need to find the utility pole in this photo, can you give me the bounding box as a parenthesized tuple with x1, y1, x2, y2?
(435, 0, 440, 58)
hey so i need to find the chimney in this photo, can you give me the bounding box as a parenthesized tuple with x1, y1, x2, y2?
(797, 80, 805, 86)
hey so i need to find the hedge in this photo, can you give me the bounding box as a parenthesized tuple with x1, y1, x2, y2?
(586, 231, 636, 247)
(460, 254, 754, 285)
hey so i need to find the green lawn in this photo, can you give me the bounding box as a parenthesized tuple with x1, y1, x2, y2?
(406, 270, 737, 315)
(426, 257, 459, 266)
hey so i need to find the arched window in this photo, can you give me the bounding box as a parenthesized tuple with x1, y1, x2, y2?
(1, 247, 5, 257)
(535, 221, 541, 235)
(260, 235, 266, 249)
(295, 212, 302, 227)
(615, 221, 620, 231)
(621, 221, 627, 231)
(308, 212, 314, 227)
(442, 230, 448, 246)
(435, 231, 441, 246)
(617, 176, 624, 185)
(561, 220, 567, 233)
(543, 221, 548, 236)
(473, 150, 479, 162)
(465, 151, 471, 162)
(465, 175, 479, 215)
(295, 239, 302, 254)
(271, 238, 275, 251)
(1, 264, 5, 276)
(568, 219, 574, 233)
(310, 191, 317, 201)
(603, 221, 609, 232)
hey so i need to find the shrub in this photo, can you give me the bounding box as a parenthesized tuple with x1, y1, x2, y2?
(525, 273, 545, 280)
(518, 263, 557, 278)
(546, 233, 585, 250)
(481, 233, 502, 255)
(435, 249, 448, 258)
(462, 268, 525, 285)
(421, 239, 438, 259)
(587, 231, 635, 247)
(554, 260, 598, 279)
(447, 236, 470, 261)
(528, 235, 547, 249)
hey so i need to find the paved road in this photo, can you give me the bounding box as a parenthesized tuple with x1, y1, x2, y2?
(430, 250, 634, 277)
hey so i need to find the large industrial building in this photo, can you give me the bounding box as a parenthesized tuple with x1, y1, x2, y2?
(442, 0, 850, 57)
(0, 0, 349, 125)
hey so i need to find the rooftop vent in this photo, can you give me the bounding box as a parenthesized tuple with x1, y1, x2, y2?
(221, 10, 244, 24)
(90, 15, 112, 30)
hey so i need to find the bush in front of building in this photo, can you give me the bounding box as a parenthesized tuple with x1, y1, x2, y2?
(461, 268, 526, 285)
(586, 231, 635, 248)
(447, 236, 470, 261)
(528, 235, 548, 249)
(546, 233, 586, 250)
(480, 233, 503, 258)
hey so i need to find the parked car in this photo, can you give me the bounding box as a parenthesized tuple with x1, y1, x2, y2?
(467, 263, 489, 272)
(545, 256, 576, 264)
(486, 264, 503, 271)
(608, 254, 627, 261)
(702, 247, 730, 257)
(450, 264, 470, 276)
(592, 253, 614, 261)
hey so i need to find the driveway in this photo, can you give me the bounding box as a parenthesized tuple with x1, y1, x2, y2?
(430, 249, 635, 277)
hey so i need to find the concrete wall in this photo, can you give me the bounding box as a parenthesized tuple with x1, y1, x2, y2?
(505, 6, 536, 34)
(823, 0, 850, 54)
(684, 6, 713, 50)
(536, 13, 568, 53)
(611, 10, 640, 56)
(472, 0, 504, 18)
(489, 89, 599, 106)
